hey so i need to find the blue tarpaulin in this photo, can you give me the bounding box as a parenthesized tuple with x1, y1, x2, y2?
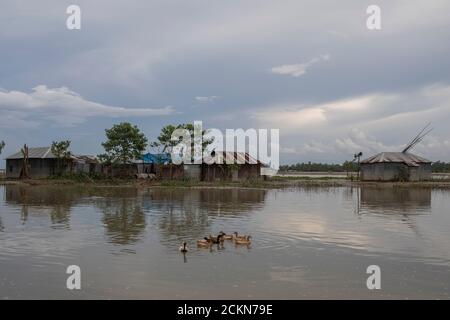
(142, 153, 171, 164)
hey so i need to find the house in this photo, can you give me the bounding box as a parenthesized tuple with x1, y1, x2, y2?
(140, 151, 263, 181)
(201, 151, 263, 182)
(73, 155, 102, 175)
(141, 153, 180, 178)
(6, 147, 69, 178)
(360, 152, 432, 181)
(5, 147, 99, 178)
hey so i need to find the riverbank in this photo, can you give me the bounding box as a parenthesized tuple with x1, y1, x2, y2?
(2, 175, 450, 189)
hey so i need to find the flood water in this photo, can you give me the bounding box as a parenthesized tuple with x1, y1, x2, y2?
(0, 185, 449, 299)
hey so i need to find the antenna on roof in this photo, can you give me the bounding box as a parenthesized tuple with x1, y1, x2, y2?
(402, 123, 433, 153)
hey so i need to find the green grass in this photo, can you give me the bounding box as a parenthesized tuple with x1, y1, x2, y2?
(269, 175, 351, 181)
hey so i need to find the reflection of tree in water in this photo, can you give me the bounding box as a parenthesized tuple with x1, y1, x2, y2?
(5, 185, 82, 229)
(96, 194, 147, 246)
(0, 216, 4, 232)
(145, 188, 267, 243)
(145, 189, 210, 242)
(3, 185, 267, 248)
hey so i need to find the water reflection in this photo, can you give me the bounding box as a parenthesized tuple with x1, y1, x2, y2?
(1, 184, 450, 299)
(359, 187, 431, 215)
(3, 185, 267, 248)
(97, 198, 147, 246)
(144, 188, 267, 245)
(4, 185, 81, 229)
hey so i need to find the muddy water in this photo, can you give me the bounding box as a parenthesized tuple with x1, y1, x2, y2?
(0, 185, 449, 299)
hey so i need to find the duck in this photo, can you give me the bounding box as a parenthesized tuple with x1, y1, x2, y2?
(233, 232, 249, 241)
(209, 234, 224, 244)
(197, 237, 212, 247)
(179, 241, 188, 253)
(235, 235, 252, 245)
(219, 231, 234, 240)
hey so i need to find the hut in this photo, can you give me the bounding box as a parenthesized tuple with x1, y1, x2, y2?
(360, 124, 435, 182)
(360, 152, 432, 181)
(201, 151, 262, 182)
(5, 147, 99, 178)
(141, 153, 186, 179)
(139, 151, 263, 181)
(73, 155, 102, 175)
(5, 146, 73, 178)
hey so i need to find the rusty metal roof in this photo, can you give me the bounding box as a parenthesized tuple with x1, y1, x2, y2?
(361, 152, 431, 167)
(5, 147, 94, 162)
(5, 147, 56, 159)
(203, 151, 261, 164)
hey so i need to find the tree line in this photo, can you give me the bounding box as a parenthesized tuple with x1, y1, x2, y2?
(431, 161, 450, 173)
(279, 161, 360, 172)
(280, 161, 450, 173)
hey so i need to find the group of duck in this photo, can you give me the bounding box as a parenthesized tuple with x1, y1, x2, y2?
(179, 231, 252, 253)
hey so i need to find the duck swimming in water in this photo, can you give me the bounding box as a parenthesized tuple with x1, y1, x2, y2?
(233, 232, 249, 241)
(219, 231, 234, 240)
(209, 234, 224, 244)
(197, 237, 212, 248)
(235, 235, 252, 245)
(179, 242, 188, 252)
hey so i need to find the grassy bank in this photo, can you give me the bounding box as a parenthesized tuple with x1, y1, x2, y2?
(2, 174, 450, 189)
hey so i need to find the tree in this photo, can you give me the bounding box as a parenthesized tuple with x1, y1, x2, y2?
(151, 123, 214, 161)
(20, 144, 30, 179)
(51, 140, 72, 175)
(0, 140, 5, 155)
(101, 122, 148, 165)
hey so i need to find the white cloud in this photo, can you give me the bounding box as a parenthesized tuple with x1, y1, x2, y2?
(195, 96, 219, 103)
(0, 85, 174, 127)
(270, 54, 330, 77)
(334, 128, 399, 155)
(253, 106, 327, 129)
(257, 83, 450, 161)
(253, 84, 450, 134)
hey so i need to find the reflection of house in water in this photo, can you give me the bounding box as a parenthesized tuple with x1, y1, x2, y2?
(4, 185, 84, 228)
(360, 187, 431, 212)
(357, 187, 432, 236)
(3, 185, 267, 248)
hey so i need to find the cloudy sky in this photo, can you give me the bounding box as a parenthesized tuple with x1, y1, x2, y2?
(1, 0, 450, 166)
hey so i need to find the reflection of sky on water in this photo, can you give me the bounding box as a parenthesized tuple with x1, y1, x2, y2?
(261, 187, 450, 267)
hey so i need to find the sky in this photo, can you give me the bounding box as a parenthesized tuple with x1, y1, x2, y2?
(1, 0, 450, 168)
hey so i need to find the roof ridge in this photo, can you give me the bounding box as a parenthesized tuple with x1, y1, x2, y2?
(42, 147, 52, 159)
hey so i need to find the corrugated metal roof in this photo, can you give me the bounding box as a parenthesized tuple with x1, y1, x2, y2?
(6, 147, 90, 161)
(5, 147, 56, 159)
(361, 152, 431, 167)
(74, 155, 99, 163)
(204, 151, 260, 164)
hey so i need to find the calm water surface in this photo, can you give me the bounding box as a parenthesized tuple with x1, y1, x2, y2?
(0, 185, 449, 299)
